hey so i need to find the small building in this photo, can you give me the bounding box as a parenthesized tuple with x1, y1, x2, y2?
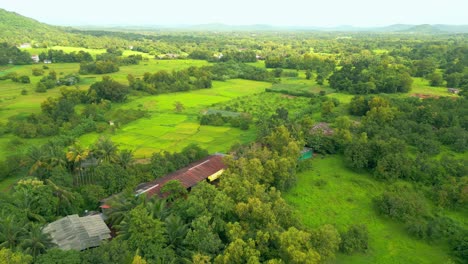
(157, 53, 180, 60)
(448, 88, 460, 94)
(19, 43, 31, 48)
(134, 154, 226, 198)
(299, 147, 313, 161)
(43, 59, 52, 64)
(43, 214, 111, 251)
(31, 55, 40, 63)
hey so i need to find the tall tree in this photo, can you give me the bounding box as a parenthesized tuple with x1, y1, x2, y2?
(21, 223, 54, 261)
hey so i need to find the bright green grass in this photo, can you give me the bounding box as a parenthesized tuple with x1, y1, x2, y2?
(77, 79, 270, 158)
(24, 46, 107, 59)
(0, 60, 211, 122)
(246, 61, 266, 68)
(408, 78, 458, 98)
(284, 155, 454, 264)
(0, 62, 87, 122)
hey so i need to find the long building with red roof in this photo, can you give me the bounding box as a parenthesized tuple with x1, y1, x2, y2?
(134, 154, 226, 198)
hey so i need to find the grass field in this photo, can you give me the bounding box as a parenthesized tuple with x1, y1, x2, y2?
(77, 79, 271, 158)
(0, 59, 210, 122)
(407, 77, 458, 98)
(284, 155, 455, 264)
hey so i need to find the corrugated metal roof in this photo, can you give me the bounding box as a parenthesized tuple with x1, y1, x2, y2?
(135, 154, 225, 198)
(43, 214, 111, 251)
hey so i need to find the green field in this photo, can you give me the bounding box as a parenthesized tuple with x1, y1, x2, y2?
(0, 59, 260, 163)
(0, 59, 210, 122)
(77, 79, 271, 158)
(408, 77, 458, 98)
(284, 156, 455, 264)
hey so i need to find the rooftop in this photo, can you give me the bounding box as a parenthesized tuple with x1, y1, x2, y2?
(43, 214, 111, 251)
(135, 154, 225, 198)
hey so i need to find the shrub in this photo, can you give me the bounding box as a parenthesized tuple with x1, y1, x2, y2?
(32, 68, 44, 76)
(340, 224, 369, 254)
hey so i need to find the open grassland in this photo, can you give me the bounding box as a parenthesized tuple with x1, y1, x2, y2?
(0, 59, 210, 122)
(284, 155, 455, 264)
(407, 77, 458, 98)
(78, 79, 270, 158)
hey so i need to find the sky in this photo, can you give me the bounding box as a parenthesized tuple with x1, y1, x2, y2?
(0, 0, 467, 27)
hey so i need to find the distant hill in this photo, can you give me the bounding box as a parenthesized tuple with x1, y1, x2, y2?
(0, 9, 68, 44)
(399, 24, 443, 33)
(1, 8, 467, 39)
(0, 9, 132, 48)
(78, 23, 468, 34)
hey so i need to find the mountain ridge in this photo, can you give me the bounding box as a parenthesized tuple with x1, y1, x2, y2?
(1, 8, 468, 37)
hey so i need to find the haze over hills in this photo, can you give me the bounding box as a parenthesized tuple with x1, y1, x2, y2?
(76, 23, 468, 33)
(1, 8, 468, 39)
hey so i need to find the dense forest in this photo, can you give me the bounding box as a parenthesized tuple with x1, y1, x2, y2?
(0, 8, 466, 264)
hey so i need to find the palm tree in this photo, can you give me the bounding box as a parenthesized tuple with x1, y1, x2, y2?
(66, 142, 90, 173)
(27, 144, 66, 180)
(106, 194, 143, 226)
(13, 188, 46, 223)
(146, 198, 170, 220)
(115, 149, 134, 169)
(21, 223, 54, 260)
(27, 146, 47, 178)
(46, 179, 76, 215)
(0, 215, 27, 249)
(165, 214, 188, 251)
(42, 142, 67, 171)
(94, 137, 118, 163)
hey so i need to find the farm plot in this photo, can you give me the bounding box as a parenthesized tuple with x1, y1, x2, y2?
(77, 79, 270, 158)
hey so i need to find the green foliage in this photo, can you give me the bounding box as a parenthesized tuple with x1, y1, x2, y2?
(329, 53, 413, 94)
(79, 60, 119, 74)
(32, 68, 44, 76)
(0, 248, 32, 264)
(208, 61, 272, 81)
(40, 49, 93, 63)
(310, 224, 341, 260)
(150, 144, 208, 178)
(276, 227, 320, 264)
(214, 238, 260, 264)
(160, 180, 187, 202)
(35, 248, 81, 264)
(80, 239, 133, 264)
(0, 42, 32, 65)
(117, 205, 173, 261)
(200, 112, 252, 130)
(88, 76, 129, 102)
(427, 71, 444, 86)
(184, 215, 223, 256)
(20, 223, 54, 260)
(339, 224, 369, 254)
(375, 186, 430, 221)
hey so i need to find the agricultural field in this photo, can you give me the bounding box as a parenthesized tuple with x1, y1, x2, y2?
(208, 92, 313, 119)
(77, 79, 271, 158)
(0, 59, 210, 121)
(284, 155, 456, 264)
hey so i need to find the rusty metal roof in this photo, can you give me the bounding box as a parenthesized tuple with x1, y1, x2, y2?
(135, 154, 225, 198)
